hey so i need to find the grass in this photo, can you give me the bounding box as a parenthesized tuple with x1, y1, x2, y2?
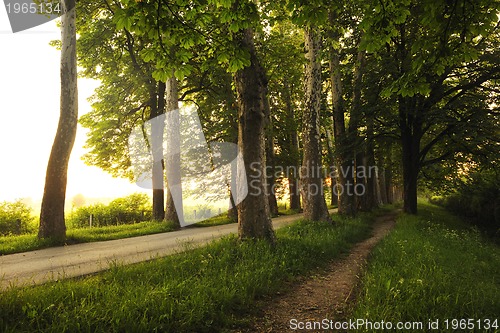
(352, 202, 500, 331)
(0, 209, 382, 332)
(0, 214, 237, 256)
(0, 221, 177, 256)
(0, 204, 300, 255)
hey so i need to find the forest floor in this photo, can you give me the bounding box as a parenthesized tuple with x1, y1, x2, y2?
(235, 211, 400, 333)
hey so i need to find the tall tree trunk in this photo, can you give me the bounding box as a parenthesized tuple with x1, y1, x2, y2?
(283, 80, 301, 211)
(301, 26, 331, 223)
(227, 132, 239, 221)
(385, 144, 394, 204)
(325, 128, 338, 207)
(265, 96, 279, 216)
(164, 75, 181, 228)
(377, 150, 388, 205)
(399, 97, 421, 214)
(330, 35, 355, 216)
(150, 82, 166, 221)
(38, 0, 77, 240)
(235, 28, 276, 242)
(363, 110, 377, 210)
(349, 50, 367, 211)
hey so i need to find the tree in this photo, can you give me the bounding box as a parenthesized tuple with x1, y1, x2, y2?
(300, 25, 331, 222)
(71, 193, 86, 209)
(76, 0, 170, 221)
(361, 0, 500, 213)
(38, 0, 77, 239)
(234, 26, 276, 242)
(262, 21, 304, 211)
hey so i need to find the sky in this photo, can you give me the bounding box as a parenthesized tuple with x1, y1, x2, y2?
(0, 8, 147, 202)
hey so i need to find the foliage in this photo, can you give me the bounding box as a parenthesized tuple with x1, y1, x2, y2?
(353, 203, 500, 326)
(66, 193, 152, 228)
(430, 170, 500, 235)
(0, 210, 378, 332)
(0, 201, 36, 236)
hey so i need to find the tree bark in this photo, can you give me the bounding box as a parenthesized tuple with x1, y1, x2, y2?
(330, 37, 355, 216)
(150, 82, 166, 221)
(283, 80, 301, 211)
(377, 149, 388, 205)
(301, 26, 331, 223)
(350, 50, 368, 211)
(399, 97, 421, 214)
(265, 95, 279, 216)
(164, 75, 182, 228)
(325, 128, 338, 207)
(38, 0, 77, 240)
(363, 111, 378, 210)
(235, 28, 276, 242)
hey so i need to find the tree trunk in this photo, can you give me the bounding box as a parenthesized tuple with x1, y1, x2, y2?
(325, 128, 338, 207)
(377, 152, 388, 205)
(38, 0, 77, 240)
(283, 80, 301, 211)
(399, 97, 421, 214)
(363, 112, 377, 210)
(164, 75, 181, 228)
(265, 95, 279, 217)
(330, 39, 355, 216)
(150, 82, 166, 221)
(235, 28, 276, 242)
(301, 26, 331, 223)
(349, 50, 367, 211)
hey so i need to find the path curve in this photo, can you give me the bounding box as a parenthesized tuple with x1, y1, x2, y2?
(0, 210, 335, 290)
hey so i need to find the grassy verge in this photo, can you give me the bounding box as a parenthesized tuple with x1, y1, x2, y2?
(352, 202, 500, 331)
(0, 221, 176, 255)
(0, 210, 384, 332)
(0, 203, 307, 256)
(0, 214, 237, 256)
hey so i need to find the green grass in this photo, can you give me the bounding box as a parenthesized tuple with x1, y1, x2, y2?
(0, 214, 238, 255)
(0, 221, 176, 255)
(352, 202, 500, 331)
(0, 203, 311, 255)
(0, 210, 382, 332)
(188, 214, 235, 227)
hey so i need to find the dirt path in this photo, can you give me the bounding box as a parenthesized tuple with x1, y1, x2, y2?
(235, 211, 399, 333)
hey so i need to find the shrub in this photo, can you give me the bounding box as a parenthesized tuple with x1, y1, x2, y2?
(67, 193, 152, 228)
(0, 201, 36, 236)
(431, 170, 499, 235)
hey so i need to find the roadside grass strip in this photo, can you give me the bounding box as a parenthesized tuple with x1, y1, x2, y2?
(352, 203, 500, 332)
(0, 210, 384, 332)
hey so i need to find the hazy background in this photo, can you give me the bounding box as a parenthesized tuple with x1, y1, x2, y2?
(0, 8, 147, 207)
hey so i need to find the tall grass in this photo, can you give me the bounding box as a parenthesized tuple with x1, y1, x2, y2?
(352, 203, 500, 330)
(0, 212, 376, 332)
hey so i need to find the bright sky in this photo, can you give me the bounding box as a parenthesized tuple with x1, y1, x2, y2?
(0, 9, 146, 202)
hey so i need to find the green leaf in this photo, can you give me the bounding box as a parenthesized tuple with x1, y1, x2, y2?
(139, 48, 156, 62)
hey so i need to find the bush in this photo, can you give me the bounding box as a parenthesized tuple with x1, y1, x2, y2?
(431, 171, 499, 235)
(67, 193, 152, 228)
(0, 201, 36, 236)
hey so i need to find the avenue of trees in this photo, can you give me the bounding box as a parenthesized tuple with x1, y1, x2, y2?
(38, 0, 499, 242)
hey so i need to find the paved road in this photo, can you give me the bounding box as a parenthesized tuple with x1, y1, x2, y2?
(0, 211, 335, 290)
